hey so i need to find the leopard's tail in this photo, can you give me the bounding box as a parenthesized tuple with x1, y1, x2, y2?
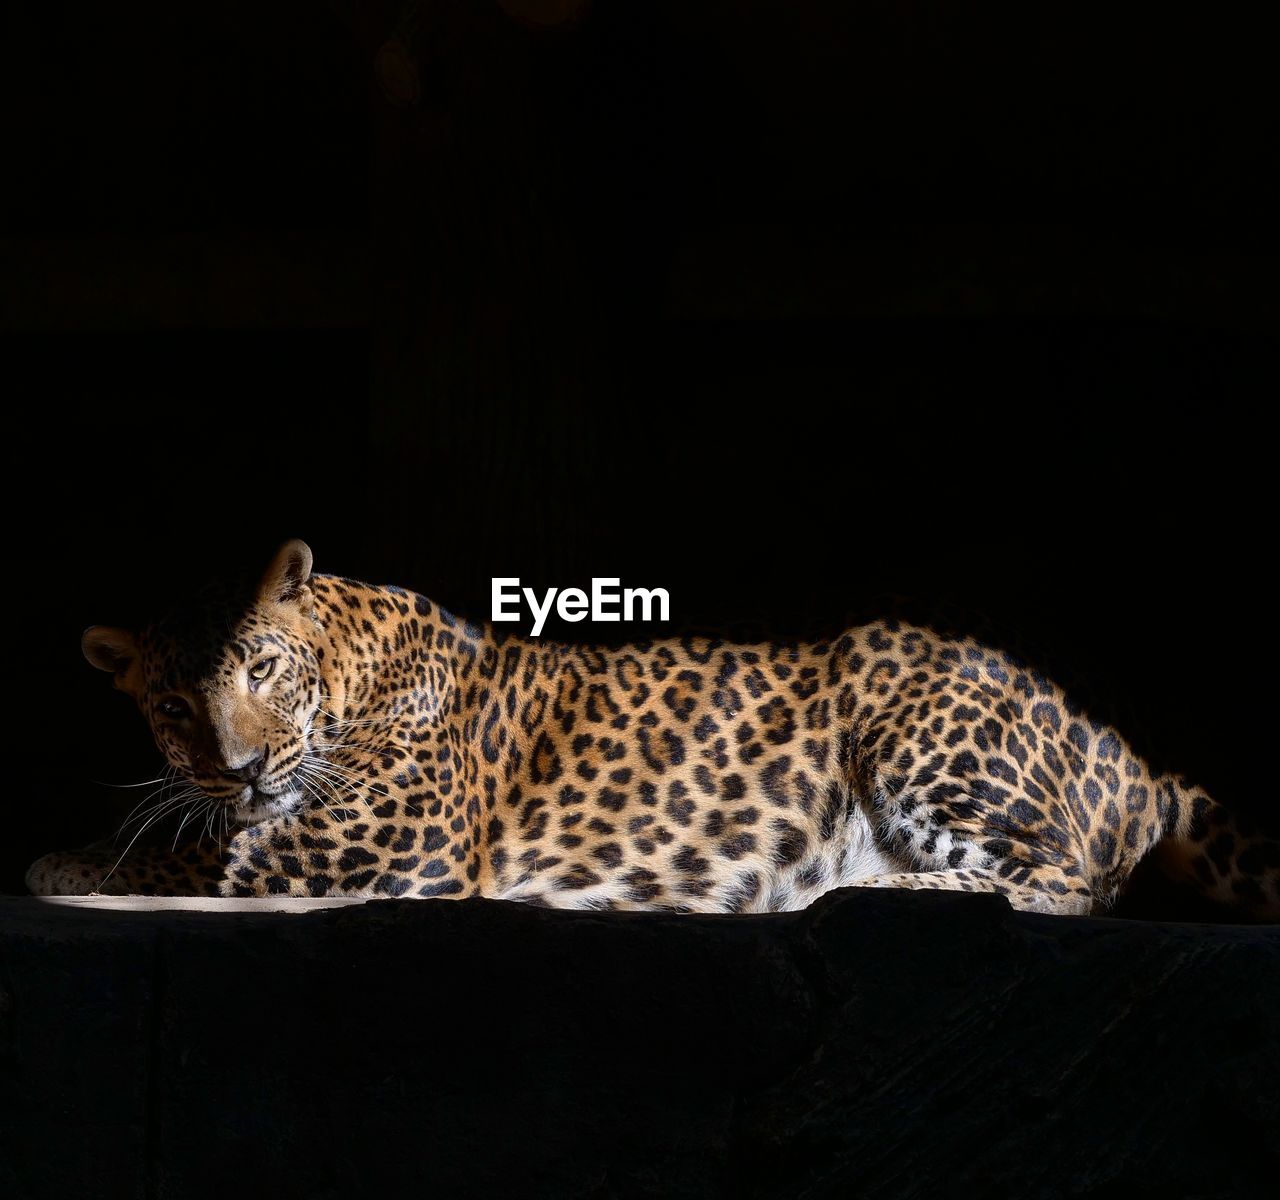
(1149, 777, 1280, 921)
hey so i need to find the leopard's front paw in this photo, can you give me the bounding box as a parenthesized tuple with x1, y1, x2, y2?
(24, 843, 130, 896)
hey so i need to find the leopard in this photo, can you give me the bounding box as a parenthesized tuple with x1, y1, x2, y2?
(25, 539, 1279, 919)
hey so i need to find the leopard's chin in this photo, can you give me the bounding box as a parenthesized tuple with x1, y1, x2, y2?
(232, 785, 303, 826)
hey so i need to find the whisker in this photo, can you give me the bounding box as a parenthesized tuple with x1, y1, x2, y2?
(304, 755, 389, 798)
(91, 774, 174, 788)
(302, 761, 382, 802)
(296, 760, 356, 802)
(115, 786, 204, 843)
(113, 766, 181, 840)
(317, 707, 396, 729)
(188, 799, 211, 854)
(170, 794, 207, 851)
(297, 767, 368, 820)
(295, 769, 342, 824)
(307, 760, 370, 785)
(97, 790, 204, 892)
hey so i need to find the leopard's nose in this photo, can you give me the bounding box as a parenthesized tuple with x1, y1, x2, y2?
(223, 751, 265, 783)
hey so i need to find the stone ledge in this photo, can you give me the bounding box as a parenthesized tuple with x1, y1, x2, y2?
(1, 889, 1277, 1199)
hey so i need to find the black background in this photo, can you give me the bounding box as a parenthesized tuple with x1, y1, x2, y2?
(1, 1, 1274, 894)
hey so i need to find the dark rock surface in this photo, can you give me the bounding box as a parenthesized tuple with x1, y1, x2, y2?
(2, 889, 1277, 1199)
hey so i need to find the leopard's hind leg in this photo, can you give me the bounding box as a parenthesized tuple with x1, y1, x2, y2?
(851, 867, 1093, 916)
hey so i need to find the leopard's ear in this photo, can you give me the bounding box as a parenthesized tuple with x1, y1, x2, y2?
(82, 626, 144, 697)
(257, 539, 314, 607)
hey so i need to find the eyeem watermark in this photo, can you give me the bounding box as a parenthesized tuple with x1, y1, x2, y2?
(492, 578, 670, 637)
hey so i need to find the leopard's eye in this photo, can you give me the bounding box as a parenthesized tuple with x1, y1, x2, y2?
(249, 658, 277, 683)
(158, 696, 191, 720)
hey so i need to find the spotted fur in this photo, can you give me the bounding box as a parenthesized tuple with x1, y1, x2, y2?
(26, 541, 1279, 919)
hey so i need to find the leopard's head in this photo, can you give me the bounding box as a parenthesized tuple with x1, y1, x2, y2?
(83, 540, 326, 826)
